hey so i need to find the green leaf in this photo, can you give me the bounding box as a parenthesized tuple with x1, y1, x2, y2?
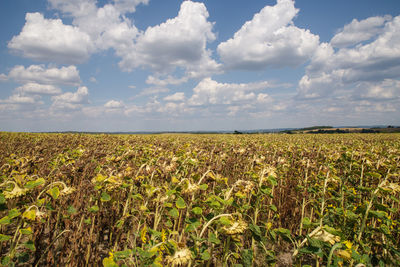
(368, 172, 382, 178)
(84, 218, 92, 224)
(249, 224, 262, 239)
(199, 184, 208, 190)
(114, 249, 132, 259)
(19, 227, 33, 235)
(269, 204, 277, 212)
(67, 205, 77, 215)
(164, 220, 173, 228)
(0, 234, 11, 242)
(224, 197, 234, 206)
(101, 191, 111, 202)
(379, 224, 390, 235)
(208, 233, 221, 245)
(88, 205, 99, 213)
(219, 217, 231, 226)
(116, 219, 125, 228)
(260, 185, 272, 196)
(8, 208, 21, 219)
(0, 193, 5, 204)
(169, 208, 179, 218)
(185, 218, 201, 232)
(299, 246, 323, 257)
(1, 256, 11, 266)
(24, 178, 45, 189)
(274, 228, 292, 242)
(369, 210, 386, 219)
(163, 202, 173, 208)
(201, 250, 211, 261)
(22, 209, 36, 221)
(268, 176, 278, 186)
(302, 217, 312, 228)
(191, 207, 202, 215)
(0, 216, 11, 225)
(308, 237, 326, 249)
(241, 249, 253, 267)
(103, 257, 119, 267)
(323, 225, 341, 236)
(47, 187, 60, 200)
(16, 252, 30, 263)
(176, 197, 186, 209)
(235, 192, 247, 199)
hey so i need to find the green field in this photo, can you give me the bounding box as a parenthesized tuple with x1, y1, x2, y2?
(0, 132, 399, 266)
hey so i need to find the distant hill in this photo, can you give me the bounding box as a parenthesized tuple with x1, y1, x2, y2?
(33, 125, 400, 135)
(280, 126, 400, 134)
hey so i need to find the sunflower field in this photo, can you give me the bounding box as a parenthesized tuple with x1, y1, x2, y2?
(0, 132, 399, 266)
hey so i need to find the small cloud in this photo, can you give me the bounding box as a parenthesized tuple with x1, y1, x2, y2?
(128, 85, 136, 89)
(104, 100, 124, 108)
(89, 77, 97, 83)
(146, 75, 188, 86)
(163, 92, 185, 102)
(0, 73, 8, 82)
(257, 93, 273, 103)
(137, 87, 170, 97)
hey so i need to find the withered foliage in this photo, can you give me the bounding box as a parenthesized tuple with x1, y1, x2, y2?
(0, 132, 399, 266)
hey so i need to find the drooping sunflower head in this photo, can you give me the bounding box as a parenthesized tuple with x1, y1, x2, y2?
(3, 182, 28, 199)
(313, 229, 340, 245)
(222, 219, 248, 235)
(233, 180, 254, 194)
(182, 182, 199, 195)
(166, 247, 192, 266)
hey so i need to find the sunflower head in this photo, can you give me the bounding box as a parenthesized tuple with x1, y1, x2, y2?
(3, 182, 28, 199)
(60, 186, 75, 196)
(222, 219, 248, 235)
(233, 180, 254, 194)
(166, 248, 192, 266)
(313, 229, 340, 245)
(182, 182, 199, 195)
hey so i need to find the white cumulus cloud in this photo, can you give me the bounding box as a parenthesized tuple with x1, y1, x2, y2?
(357, 79, 400, 100)
(15, 83, 61, 95)
(51, 86, 89, 110)
(298, 15, 400, 99)
(217, 0, 319, 70)
(119, 1, 220, 76)
(0, 94, 38, 104)
(8, 13, 94, 64)
(7, 64, 81, 86)
(331, 15, 391, 48)
(188, 78, 272, 106)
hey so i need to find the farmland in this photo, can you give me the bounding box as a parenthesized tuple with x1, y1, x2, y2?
(0, 132, 399, 266)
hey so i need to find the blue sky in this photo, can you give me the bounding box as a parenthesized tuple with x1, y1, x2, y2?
(1, 0, 400, 132)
